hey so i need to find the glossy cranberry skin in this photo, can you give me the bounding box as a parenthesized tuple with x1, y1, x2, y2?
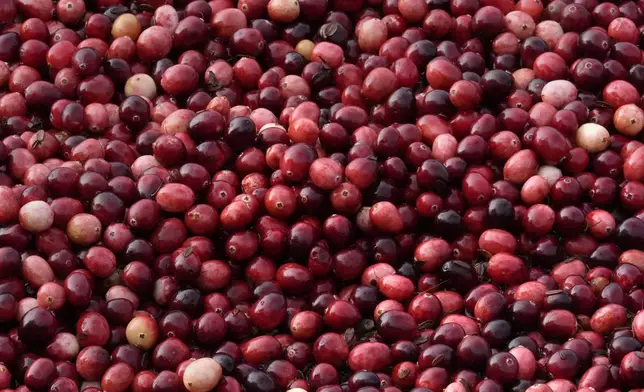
(456, 336, 491, 370)
(152, 338, 190, 371)
(620, 351, 644, 386)
(24, 358, 57, 389)
(19, 307, 57, 347)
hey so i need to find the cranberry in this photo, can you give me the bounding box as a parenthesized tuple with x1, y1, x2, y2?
(1, 0, 644, 389)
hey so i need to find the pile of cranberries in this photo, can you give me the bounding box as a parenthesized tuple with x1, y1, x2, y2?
(1, 0, 644, 390)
